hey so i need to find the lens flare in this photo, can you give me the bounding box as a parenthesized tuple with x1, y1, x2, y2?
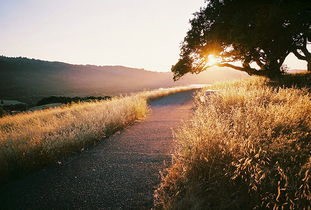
(206, 54, 217, 66)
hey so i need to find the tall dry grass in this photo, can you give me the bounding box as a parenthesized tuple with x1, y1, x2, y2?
(155, 75, 311, 209)
(0, 86, 197, 183)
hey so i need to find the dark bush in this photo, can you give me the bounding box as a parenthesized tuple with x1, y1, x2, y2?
(37, 96, 111, 106)
(0, 107, 5, 117)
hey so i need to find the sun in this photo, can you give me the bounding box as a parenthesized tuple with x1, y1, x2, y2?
(206, 54, 218, 66)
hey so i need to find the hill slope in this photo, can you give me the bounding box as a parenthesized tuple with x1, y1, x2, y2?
(0, 56, 248, 104)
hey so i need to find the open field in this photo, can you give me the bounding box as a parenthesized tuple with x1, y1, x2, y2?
(155, 73, 311, 209)
(0, 86, 200, 184)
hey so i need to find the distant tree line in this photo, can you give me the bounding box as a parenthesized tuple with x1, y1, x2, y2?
(173, 0, 311, 79)
(37, 96, 111, 106)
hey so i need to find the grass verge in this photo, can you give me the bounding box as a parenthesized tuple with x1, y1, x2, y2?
(155, 74, 311, 209)
(0, 86, 198, 184)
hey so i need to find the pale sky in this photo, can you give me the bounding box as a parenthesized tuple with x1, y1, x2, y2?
(0, 0, 308, 72)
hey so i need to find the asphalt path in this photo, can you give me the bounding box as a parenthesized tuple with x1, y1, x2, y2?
(0, 90, 195, 210)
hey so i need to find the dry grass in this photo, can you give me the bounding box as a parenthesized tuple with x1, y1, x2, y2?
(155, 74, 311, 209)
(0, 86, 197, 183)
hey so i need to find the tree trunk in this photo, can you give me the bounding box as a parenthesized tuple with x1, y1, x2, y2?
(308, 60, 311, 71)
(263, 60, 282, 78)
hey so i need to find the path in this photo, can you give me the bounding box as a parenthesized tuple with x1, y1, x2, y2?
(0, 90, 195, 210)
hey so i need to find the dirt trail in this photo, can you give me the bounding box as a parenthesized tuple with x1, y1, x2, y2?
(0, 90, 195, 210)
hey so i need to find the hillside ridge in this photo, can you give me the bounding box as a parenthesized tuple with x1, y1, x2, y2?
(0, 56, 248, 104)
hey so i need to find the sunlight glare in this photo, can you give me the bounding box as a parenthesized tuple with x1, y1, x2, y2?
(206, 54, 218, 66)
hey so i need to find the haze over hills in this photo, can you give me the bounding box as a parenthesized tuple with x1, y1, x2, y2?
(0, 56, 249, 104)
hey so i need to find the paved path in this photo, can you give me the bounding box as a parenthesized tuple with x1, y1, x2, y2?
(0, 91, 195, 210)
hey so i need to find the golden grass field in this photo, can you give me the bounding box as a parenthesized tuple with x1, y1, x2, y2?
(155, 74, 311, 210)
(0, 86, 198, 183)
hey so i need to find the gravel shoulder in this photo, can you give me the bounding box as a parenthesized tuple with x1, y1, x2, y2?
(0, 90, 195, 210)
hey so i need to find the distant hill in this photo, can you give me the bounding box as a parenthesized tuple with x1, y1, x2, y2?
(0, 56, 249, 104)
(288, 69, 308, 73)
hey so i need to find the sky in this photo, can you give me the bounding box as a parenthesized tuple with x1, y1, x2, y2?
(0, 0, 308, 72)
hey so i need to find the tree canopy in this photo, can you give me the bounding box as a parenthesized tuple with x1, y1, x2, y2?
(172, 0, 311, 80)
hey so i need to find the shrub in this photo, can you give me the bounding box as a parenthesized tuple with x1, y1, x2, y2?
(0, 107, 4, 117)
(36, 96, 111, 106)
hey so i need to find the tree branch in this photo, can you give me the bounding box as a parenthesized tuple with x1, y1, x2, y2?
(215, 63, 258, 75)
(254, 57, 265, 68)
(300, 36, 311, 58)
(278, 51, 290, 65)
(292, 49, 307, 60)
